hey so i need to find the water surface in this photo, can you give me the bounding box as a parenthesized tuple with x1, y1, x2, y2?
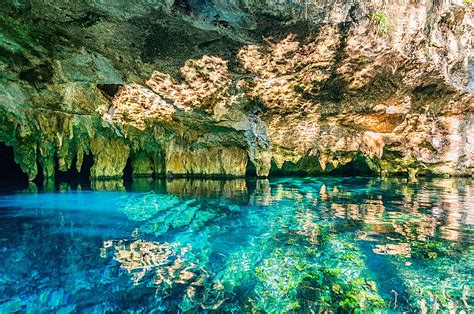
(0, 177, 472, 312)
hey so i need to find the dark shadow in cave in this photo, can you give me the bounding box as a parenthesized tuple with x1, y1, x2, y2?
(0, 142, 29, 191)
(123, 157, 133, 190)
(318, 22, 352, 103)
(55, 153, 94, 189)
(245, 157, 257, 177)
(328, 155, 376, 177)
(33, 161, 44, 187)
(96, 84, 121, 98)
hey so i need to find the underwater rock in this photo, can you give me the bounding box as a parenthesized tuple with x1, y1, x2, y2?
(118, 192, 181, 221)
(140, 200, 199, 236)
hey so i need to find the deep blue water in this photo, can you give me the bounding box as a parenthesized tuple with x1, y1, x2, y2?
(0, 177, 472, 312)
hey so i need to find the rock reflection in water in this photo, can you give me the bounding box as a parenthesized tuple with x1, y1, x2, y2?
(247, 177, 473, 245)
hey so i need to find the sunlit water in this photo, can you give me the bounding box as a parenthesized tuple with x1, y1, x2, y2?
(0, 177, 472, 312)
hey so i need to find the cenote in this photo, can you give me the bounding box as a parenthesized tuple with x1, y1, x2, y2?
(2, 0, 474, 312)
(0, 177, 472, 312)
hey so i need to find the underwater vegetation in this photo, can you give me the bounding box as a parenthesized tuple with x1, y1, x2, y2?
(0, 177, 472, 312)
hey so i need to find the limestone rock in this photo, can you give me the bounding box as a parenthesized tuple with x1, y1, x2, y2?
(90, 137, 130, 179)
(165, 143, 247, 177)
(131, 151, 155, 177)
(0, 0, 472, 180)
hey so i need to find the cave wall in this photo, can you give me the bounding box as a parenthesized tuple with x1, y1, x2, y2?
(0, 0, 472, 181)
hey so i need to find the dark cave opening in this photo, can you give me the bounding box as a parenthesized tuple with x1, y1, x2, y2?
(123, 157, 134, 189)
(54, 153, 94, 189)
(96, 84, 122, 98)
(245, 157, 257, 177)
(329, 155, 376, 177)
(0, 142, 29, 190)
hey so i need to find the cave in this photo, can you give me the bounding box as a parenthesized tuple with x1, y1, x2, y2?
(97, 83, 121, 98)
(0, 142, 29, 186)
(329, 155, 376, 177)
(122, 157, 134, 189)
(245, 157, 257, 177)
(0, 1, 472, 312)
(54, 153, 94, 189)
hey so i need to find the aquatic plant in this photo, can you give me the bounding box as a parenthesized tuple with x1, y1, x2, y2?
(391, 253, 473, 311)
(252, 235, 385, 312)
(212, 215, 385, 312)
(254, 248, 305, 311)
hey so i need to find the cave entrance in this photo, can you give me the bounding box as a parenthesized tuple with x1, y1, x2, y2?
(329, 155, 376, 177)
(245, 157, 257, 177)
(96, 84, 121, 98)
(55, 153, 94, 189)
(123, 157, 133, 189)
(0, 142, 29, 189)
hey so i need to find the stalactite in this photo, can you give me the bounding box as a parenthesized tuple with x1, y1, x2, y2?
(165, 143, 248, 177)
(14, 139, 38, 181)
(38, 140, 55, 178)
(152, 149, 166, 176)
(90, 137, 130, 179)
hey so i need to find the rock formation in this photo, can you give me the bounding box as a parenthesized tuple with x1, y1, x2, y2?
(1, 0, 472, 180)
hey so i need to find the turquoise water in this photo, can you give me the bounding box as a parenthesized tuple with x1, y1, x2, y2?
(0, 177, 472, 312)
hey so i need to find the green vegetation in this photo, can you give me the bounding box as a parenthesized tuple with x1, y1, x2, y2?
(217, 225, 385, 312)
(424, 47, 431, 59)
(371, 10, 389, 34)
(251, 233, 385, 312)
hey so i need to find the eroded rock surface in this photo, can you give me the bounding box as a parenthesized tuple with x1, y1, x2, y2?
(1, 0, 472, 180)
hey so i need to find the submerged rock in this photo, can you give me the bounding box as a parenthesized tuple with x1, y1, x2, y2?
(0, 0, 472, 179)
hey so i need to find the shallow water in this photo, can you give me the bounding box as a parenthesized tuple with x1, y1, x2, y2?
(0, 177, 472, 312)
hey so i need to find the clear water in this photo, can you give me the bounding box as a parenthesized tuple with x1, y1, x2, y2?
(0, 177, 472, 312)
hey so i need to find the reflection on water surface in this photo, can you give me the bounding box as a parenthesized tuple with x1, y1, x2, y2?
(0, 177, 472, 312)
